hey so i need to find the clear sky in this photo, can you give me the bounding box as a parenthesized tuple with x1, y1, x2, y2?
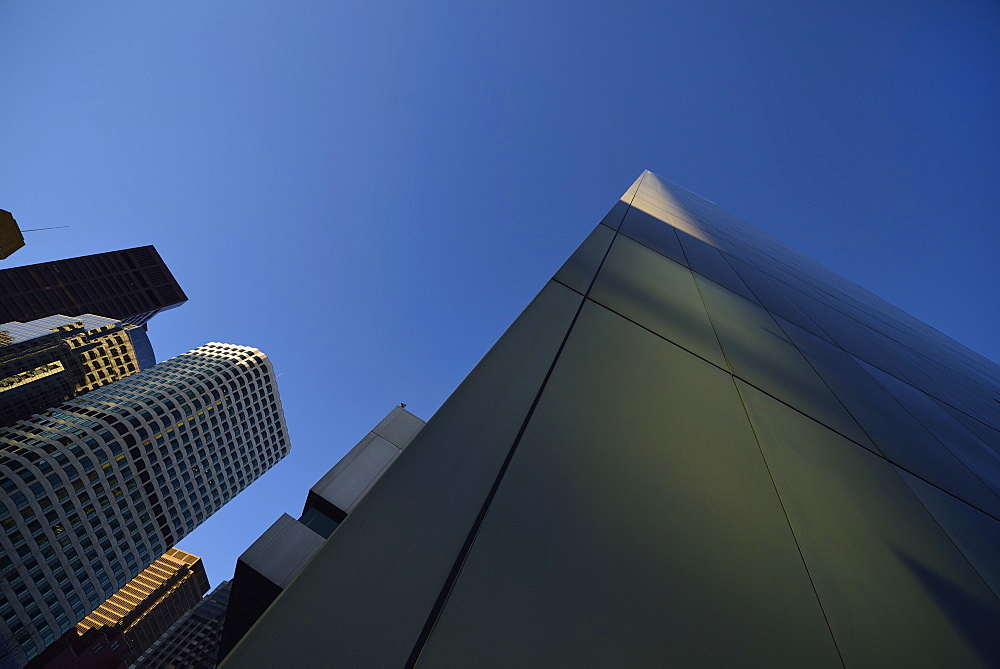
(2, 1, 998, 588)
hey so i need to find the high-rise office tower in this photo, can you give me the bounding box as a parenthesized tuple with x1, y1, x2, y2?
(0, 343, 289, 666)
(0, 246, 187, 326)
(132, 580, 231, 669)
(223, 172, 1000, 667)
(74, 548, 208, 661)
(27, 548, 208, 668)
(0, 314, 155, 427)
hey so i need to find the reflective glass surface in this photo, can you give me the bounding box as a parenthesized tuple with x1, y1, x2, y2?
(857, 358, 1000, 499)
(221, 281, 583, 668)
(896, 468, 1000, 597)
(935, 401, 1000, 454)
(726, 254, 830, 339)
(597, 199, 630, 231)
(675, 228, 757, 302)
(777, 316, 1000, 518)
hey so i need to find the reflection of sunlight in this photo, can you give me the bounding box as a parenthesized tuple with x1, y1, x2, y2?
(630, 171, 719, 247)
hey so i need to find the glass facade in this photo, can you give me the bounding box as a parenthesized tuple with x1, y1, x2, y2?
(75, 547, 209, 660)
(0, 343, 289, 666)
(0, 246, 187, 327)
(28, 548, 208, 668)
(222, 171, 999, 667)
(0, 314, 148, 428)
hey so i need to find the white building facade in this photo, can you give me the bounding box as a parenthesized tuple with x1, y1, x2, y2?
(0, 343, 289, 665)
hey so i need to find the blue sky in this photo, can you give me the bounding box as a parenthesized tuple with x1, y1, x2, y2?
(2, 1, 998, 587)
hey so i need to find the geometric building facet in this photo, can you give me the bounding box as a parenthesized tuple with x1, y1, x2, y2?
(217, 406, 424, 659)
(231, 173, 1000, 665)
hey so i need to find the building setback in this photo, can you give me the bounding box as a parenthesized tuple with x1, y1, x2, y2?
(218, 405, 424, 660)
(0, 315, 154, 428)
(0, 246, 187, 327)
(26, 548, 208, 668)
(222, 171, 1000, 667)
(0, 343, 289, 666)
(132, 581, 231, 669)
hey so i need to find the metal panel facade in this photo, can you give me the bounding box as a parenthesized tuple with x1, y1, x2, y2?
(224, 172, 1000, 667)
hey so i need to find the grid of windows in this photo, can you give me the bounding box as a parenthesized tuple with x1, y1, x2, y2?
(133, 581, 231, 669)
(0, 343, 288, 665)
(0, 314, 146, 431)
(75, 547, 208, 661)
(0, 246, 187, 326)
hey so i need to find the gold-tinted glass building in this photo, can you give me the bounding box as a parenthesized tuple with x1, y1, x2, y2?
(76, 548, 209, 660)
(28, 548, 208, 668)
(223, 171, 1000, 667)
(0, 314, 153, 427)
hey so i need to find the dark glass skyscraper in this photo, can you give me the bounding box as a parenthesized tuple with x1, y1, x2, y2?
(222, 171, 1000, 667)
(0, 247, 187, 327)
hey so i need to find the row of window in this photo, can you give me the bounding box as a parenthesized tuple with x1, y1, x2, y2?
(0, 343, 287, 655)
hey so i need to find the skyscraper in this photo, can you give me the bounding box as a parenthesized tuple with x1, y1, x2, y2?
(73, 548, 208, 661)
(0, 314, 155, 427)
(0, 246, 187, 327)
(132, 581, 231, 669)
(0, 343, 289, 666)
(27, 548, 208, 668)
(222, 172, 1000, 667)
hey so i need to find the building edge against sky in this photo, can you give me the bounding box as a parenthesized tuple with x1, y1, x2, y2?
(0, 246, 187, 328)
(223, 171, 1000, 667)
(219, 405, 425, 660)
(0, 342, 289, 666)
(0, 212, 24, 262)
